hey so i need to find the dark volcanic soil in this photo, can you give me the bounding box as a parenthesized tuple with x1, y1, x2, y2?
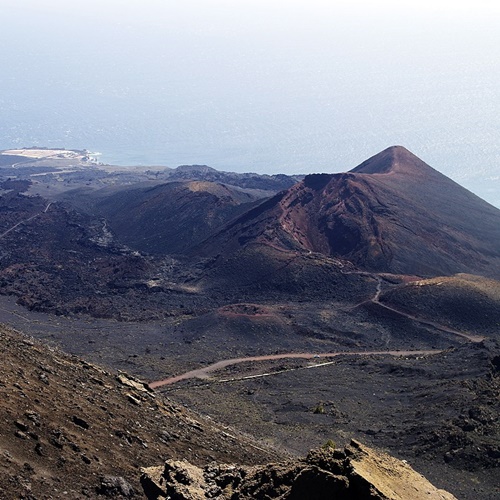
(0, 289, 497, 498)
(90, 181, 265, 255)
(379, 274, 500, 336)
(0, 324, 276, 499)
(165, 341, 500, 499)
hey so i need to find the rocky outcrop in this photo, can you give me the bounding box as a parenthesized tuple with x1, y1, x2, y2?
(141, 440, 456, 500)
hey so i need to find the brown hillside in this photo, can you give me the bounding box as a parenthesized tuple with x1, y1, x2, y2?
(379, 273, 500, 336)
(197, 146, 500, 278)
(94, 181, 263, 255)
(0, 324, 275, 498)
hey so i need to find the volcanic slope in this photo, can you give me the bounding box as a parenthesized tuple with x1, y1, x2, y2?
(0, 323, 459, 500)
(0, 323, 276, 499)
(91, 181, 264, 255)
(198, 146, 500, 279)
(378, 273, 500, 337)
(0, 191, 194, 321)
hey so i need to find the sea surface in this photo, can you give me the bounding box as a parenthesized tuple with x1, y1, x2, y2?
(0, 2, 499, 208)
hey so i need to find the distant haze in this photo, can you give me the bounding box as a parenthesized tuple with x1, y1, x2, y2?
(1, 0, 499, 207)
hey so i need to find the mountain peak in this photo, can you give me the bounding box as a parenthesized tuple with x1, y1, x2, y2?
(350, 146, 432, 176)
(197, 146, 500, 277)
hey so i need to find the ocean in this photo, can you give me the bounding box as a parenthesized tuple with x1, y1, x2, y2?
(1, 1, 499, 208)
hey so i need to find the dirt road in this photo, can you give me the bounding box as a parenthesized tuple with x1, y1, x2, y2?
(149, 349, 440, 389)
(0, 202, 52, 239)
(369, 277, 485, 343)
(150, 274, 484, 389)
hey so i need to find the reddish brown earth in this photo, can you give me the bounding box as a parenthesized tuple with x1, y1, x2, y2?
(217, 303, 279, 318)
(199, 146, 500, 278)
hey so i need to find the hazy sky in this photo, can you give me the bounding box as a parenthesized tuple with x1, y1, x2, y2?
(1, 0, 499, 205)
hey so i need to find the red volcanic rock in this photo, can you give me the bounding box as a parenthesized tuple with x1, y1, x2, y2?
(199, 146, 500, 278)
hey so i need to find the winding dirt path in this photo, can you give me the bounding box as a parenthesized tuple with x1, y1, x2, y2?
(0, 202, 52, 239)
(149, 349, 439, 389)
(373, 299, 485, 343)
(150, 273, 485, 390)
(370, 276, 485, 343)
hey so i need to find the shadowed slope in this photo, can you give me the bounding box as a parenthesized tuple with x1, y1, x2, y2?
(94, 181, 263, 255)
(379, 273, 500, 337)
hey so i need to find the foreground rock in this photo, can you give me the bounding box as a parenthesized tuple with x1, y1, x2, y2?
(141, 440, 456, 500)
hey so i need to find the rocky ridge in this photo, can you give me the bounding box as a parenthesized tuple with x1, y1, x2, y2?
(141, 440, 456, 500)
